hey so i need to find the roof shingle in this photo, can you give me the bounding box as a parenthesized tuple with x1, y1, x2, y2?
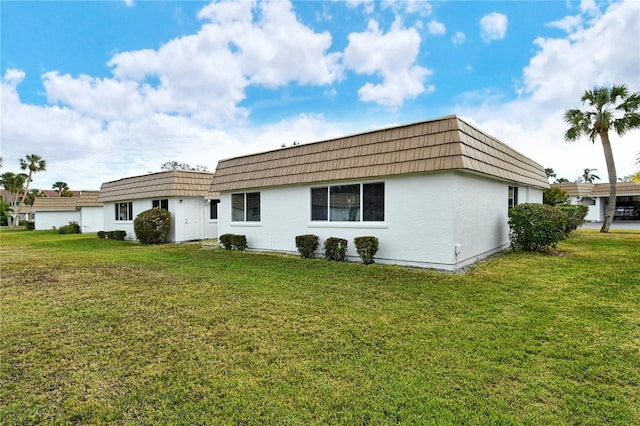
(209, 115, 549, 193)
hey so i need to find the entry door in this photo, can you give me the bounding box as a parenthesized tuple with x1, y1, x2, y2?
(183, 199, 203, 241)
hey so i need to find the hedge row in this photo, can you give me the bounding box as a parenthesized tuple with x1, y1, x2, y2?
(295, 234, 379, 264)
(508, 203, 588, 252)
(97, 230, 127, 241)
(219, 234, 248, 251)
(58, 222, 81, 234)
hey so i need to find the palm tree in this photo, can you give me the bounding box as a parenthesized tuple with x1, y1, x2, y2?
(17, 154, 46, 224)
(581, 168, 601, 183)
(0, 172, 28, 227)
(564, 84, 640, 232)
(52, 181, 70, 196)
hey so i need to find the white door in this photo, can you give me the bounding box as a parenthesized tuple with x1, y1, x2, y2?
(183, 199, 203, 241)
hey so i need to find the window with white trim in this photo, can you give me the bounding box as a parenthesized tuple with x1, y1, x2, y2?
(231, 192, 260, 222)
(152, 199, 169, 210)
(115, 202, 133, 221)
(311, 182, 384, 222)
(508, 186, 519, 209)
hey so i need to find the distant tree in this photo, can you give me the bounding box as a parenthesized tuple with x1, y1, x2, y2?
(25, 189, 47, 206)
(52, 181, 70, 196)
(0, 172, 28, 227)
(564, 84, 640, 232)
(631, 171, 640, 182)
(545, 168, 556, 180)
(17, 154, 46, 224)
(543, 186, 570, 206)
(555, 177, 570, 183)
(580, 168, 601, 183)
(161, 161, 209, 172)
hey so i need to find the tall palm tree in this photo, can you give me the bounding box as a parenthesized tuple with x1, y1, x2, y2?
(0, 172, 28, 227)
(581, 168, 600, 183)
(564, 84, 640, 232)
(17, 154, 46, 224)
(52, 181, 70, 196)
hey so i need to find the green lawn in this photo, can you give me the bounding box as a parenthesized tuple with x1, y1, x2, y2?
(1, 228, 639, 425)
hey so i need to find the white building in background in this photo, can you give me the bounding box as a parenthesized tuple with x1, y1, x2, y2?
(552, 182, 640, 222)
(209, 115, 549, 271)
(98, 170, 219, 242)
(31, 191, 103, 232)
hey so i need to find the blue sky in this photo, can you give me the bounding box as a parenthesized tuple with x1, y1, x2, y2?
(1, 0, 639, 190)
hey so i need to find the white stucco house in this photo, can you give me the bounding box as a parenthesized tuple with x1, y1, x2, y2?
(97, 170, 219, 242)
(31, 191, 103, 232)
(209, 115, 549, 271)
(552, 182, 640, 222)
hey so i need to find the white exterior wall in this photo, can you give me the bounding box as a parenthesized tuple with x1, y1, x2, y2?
(568, 196, 603, 221)
(35, 210, 81, 230)
(102, 197, 211, 242)
(218, 172, 545, 271)
(79, 206, 104, 234)
(452, 174, 511, 269)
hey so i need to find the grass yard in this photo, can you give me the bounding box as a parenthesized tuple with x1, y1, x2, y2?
(1, 228, 639, 425)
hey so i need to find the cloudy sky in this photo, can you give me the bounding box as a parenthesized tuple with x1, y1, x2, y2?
(1, 0, 639, 190)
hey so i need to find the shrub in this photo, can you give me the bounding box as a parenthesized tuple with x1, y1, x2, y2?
(543, 186, 570, 206)
(134, 208, 171, 244)
(508, 203, 566, 252)
(323, 237, 348, 261)
(295, 234, 319, 258)
(25, 221, 35, 231)
(556, 204, 589, 237)
(110, 230, 127, 241)
(231, 234, 247, 251)
(58, 222, 81, 234)
(354, 236, 379, 264)
(219, 234, 234, 250)
(97, 231, 106, 239)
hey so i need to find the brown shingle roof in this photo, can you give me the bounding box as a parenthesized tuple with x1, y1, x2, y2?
(209, 115, 549, 193)
(98, 170, 215, 202)
(31, 197, 79, 212)
(30, 191, 103, 211)
(554, 182, 640, 197)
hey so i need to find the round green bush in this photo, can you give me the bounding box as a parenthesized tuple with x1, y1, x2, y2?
(508, 203, 566, 252)
(295, 234, 319, 258)
(354, 236, 379, 264)
(133, 208, 171, 244)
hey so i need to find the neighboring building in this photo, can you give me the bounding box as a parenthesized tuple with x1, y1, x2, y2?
(97, 170, 218, 242)
(209, 115, 549, 271)
(31, 191, 103, 231)
(552, 182, 640, 222)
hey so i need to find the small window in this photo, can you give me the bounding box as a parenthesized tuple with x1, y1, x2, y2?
(152, 199, 169, 210)
(231, 192, 260, 222)
(508, 186, 519, 209)
(115, 202, 133, 221)
(210, 200, 220, 220)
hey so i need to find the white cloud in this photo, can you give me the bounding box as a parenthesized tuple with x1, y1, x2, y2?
(344, 18, 431, 107)
(40, 0, 341, 128)
(122, 0, 134, 7)
(452, 31, 465, 45)
(480, 12, 508, 43)
(382, 0, 432, 16)
(546, 15, 582, 33)
(459, 0, 640, 181)
(345, 0, 375, 15)
(427, 20, 446, 35)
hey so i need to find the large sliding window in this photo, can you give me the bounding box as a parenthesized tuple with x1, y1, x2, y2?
(312, 182, 384, 222)
(231, 192, 261, 222)
(115, 202, 133, 221)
